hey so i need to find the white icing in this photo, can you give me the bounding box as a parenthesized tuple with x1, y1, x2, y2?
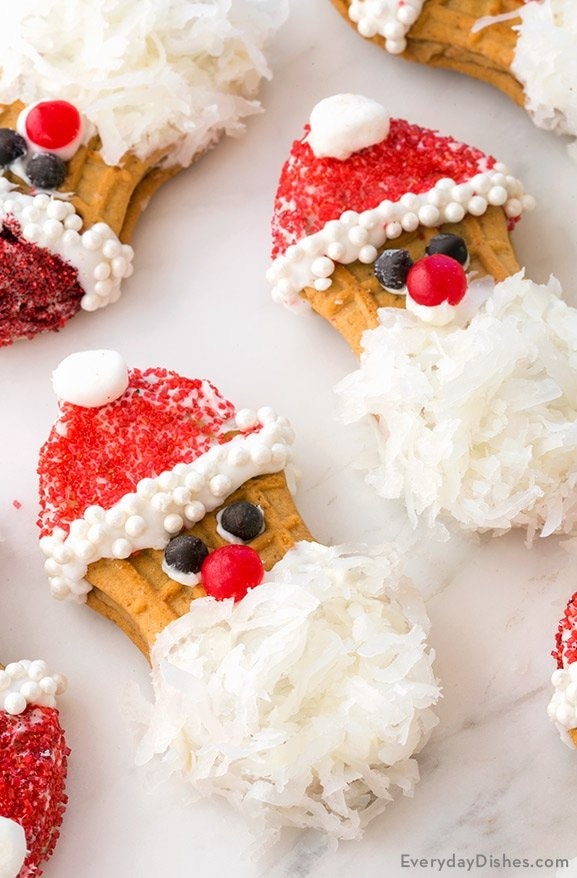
(0, 0, 288, 167)
(17, 101, 87, 161)
(512, 0, 577, 155)
(335, 272, 577, 537)
(40, 409, 295, 601)
(130, 541, 440, 842)
(0, 817, 27, 878)
(0, 659, 66, 716)
(405, 293, 457, 326)
(161, 557, 200, 588)
(267, 166, 535, 310)
(548, 664, 577, 748)
(52, 350, 129, 407)
(308, 95, 390, 160)
(0, 179, 133, 310)
(347, 0, 424, 53)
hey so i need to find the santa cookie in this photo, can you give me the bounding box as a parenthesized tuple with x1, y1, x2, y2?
(267, 93, 534, 355)
(268, 95, 577, 537)
(329, 1, 577, 157)
(37, 350, 440, 842)
(0, 658, 68, 878)
(0, 0, 287, 346)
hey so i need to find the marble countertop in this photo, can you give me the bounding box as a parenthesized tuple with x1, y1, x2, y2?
(1, 2, 576, 876)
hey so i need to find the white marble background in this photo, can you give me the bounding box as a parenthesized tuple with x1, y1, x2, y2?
(0, 1, 576, 876)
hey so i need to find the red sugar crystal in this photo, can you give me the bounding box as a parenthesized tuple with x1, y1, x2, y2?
(554, 592, 577, 668)
(0, 706, 69, 878)
(271, 118, 496, 258)
(0, 218, 84, 347)
(38, 368, 237, 536)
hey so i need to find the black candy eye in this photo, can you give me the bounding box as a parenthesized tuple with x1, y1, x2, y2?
(425, 233, 469, 267)
(0, 129, 27, 166)
(164, 534, 209, 575)
(26, 153, 67, 189)
(374, 248, 413, 293)
(219, 501, 264, 542)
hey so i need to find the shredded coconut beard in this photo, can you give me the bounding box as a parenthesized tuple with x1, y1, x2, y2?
(336, 272, 577, 539)
(0, 0, 288, 167)
(512, 0, 577, 159)
(129, 542, 439, 842)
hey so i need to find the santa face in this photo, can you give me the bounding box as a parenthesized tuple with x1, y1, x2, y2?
(84, 468, 313, 658)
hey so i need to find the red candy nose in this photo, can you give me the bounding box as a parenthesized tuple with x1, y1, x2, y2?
(406, 254, 468, 307)
(201, 544, 265, 601)
(24, 101, 83, 153)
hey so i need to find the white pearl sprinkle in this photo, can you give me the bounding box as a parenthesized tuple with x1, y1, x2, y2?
(29, 661, 48, 681)
(4, 693, 26, 715)
(311, 256, 334, 278)
(39, 677, 58, 696)
(359, 244, 378, 263)
(184, 501, 206, 523)
(468, 195, 488, 216)
(210, 475, 232, 497)
(20, 681, 41, 702)
(112, 538, 132, 559)
(125, 515, 147, 538)
(82, 229, 103, 250)
(164, 513, 183, 533)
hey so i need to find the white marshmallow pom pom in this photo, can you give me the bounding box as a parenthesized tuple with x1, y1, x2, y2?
(336, 272, 577, 539)
(130, 542, 440, 842)
(308, 94, 390, 160)
(52, 350, 129, 408)
(0, 816, 27, 878)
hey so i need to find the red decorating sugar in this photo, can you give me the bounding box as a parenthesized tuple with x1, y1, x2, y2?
(0, 706, 69, 878)
(0, 218, 84, 347)
(12, 500, 22, 510)
(553, 592, 577, 669)
(271, 118, 496, 258)
(38, 368, 237, 537)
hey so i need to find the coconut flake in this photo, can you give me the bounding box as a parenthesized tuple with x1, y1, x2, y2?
(512, 0, 577, 157)
(128, 542, 439, 842)
(0, 0, 288, 167)
(335, 272, 577, 537)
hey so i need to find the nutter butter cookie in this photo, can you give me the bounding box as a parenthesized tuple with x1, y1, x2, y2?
(37, 350, 440, 842)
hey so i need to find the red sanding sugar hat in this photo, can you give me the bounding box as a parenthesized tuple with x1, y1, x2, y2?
(267, 93, 535, 308)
